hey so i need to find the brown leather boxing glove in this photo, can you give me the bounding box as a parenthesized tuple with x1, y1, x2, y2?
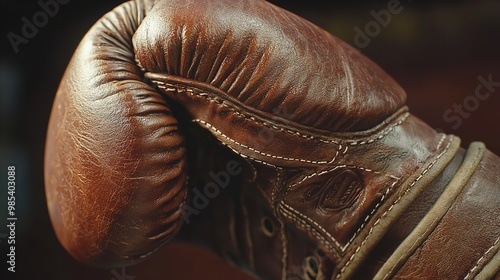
(45, 0, 500, 279)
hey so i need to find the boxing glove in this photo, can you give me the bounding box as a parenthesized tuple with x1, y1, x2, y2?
(45, 0, 500, 279)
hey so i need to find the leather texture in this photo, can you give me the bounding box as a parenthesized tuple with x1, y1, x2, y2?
(44, 0, 500, 279)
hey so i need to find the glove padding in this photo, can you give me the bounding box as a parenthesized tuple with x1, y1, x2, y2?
(45, 1, 500, 279)
(45, 0, 404, 266)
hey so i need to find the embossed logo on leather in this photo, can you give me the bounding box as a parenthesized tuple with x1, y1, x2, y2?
(303, 169, 363, 212)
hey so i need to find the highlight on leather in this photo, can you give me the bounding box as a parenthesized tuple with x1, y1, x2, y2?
(133, 0, 407, 132)
(44, 0, 500, 279)
(44, 0, 188, 267)
(45, 0, 405, 266)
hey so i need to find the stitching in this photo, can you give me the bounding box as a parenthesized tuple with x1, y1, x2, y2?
(279, 202, 343, 250)
(201, 119, 286, 215)
(337, 136, 454, 279)
(282, 146, 344, 198)
(279, 165, 399, 253)
(436, 134, 447, 150)
(152, 80, 409, 146)
(343, 178, 399, 250)
(208, 125, 286, 204)
(278, 159, 398, 249)
(343, 146, 349, 155)
(219, 142, 400, 260)
(149, 80, 448, 278)
(196, 131, 279, 169)
(284, 162, 399, 199)
(211, 127, 284, 200)
(346, 113, 409, 146)
(217, 127, 287, 279)
(463, 236, 500, 280)
(279, 205, 338, 254)
(194, 110, 401, 256)
(194, 119, 338, 165)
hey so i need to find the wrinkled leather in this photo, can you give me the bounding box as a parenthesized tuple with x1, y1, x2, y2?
(44, 0, 500, 279)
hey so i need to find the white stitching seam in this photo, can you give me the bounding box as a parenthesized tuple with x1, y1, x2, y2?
(279, 169, 399, 254)
(436, 134, 447, 151)
(344, 178, 399, 249)
(279, 202, 343, 250)
(279, 204, 338, 254)
(336, 136, 454, 279)
(463, 236, 500, 280)
(150, 80, 444, 279)
(279, 157, 400, 252)
(152, 80, 409, 146)
(196, 112, 403, 262)
(205, 123, 290, 277)
(194, 119, 338, 165)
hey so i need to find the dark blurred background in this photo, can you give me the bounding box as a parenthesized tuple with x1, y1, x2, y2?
(0, 0, 498, 279)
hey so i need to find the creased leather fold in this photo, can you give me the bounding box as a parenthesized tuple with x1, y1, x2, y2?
(133, 0, 406, 132)
(44, 0, 500, 279)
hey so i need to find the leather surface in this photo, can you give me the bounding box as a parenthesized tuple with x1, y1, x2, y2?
(133, 0, 406, 132)
(44, 0, 500, 279)
(393, 149, 500, 280)
(44, 0, 187, 266)
(350, 147, 467, 279)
